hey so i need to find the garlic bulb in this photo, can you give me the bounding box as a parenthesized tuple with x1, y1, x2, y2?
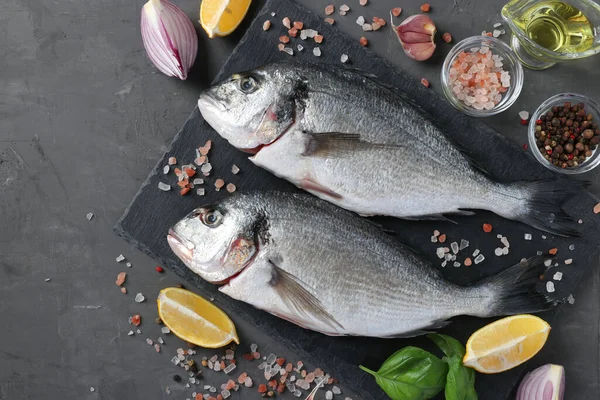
(141, 0, 198, 80)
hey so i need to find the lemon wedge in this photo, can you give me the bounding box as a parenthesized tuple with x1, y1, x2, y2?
(157, 287, 239, 348)
(200, 0, 252, 38)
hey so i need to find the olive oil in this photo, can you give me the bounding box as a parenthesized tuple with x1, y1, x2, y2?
(512, 1, 594, 53)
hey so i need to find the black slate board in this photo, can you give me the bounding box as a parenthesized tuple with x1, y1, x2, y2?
(115, 0, 600, 398)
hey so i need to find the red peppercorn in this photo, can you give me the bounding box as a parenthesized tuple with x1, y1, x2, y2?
(570, 134, 575, 139)
(568, 154, 574, 160)
(520, 119, 528, 125)
(523, 144, 528, 150)
(156, 266, 164, 273)
(547, 149, 552, 155)
(536, 119, 543, 125)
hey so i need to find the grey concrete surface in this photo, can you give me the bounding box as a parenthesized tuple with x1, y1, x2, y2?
(1, 0, 598, 399)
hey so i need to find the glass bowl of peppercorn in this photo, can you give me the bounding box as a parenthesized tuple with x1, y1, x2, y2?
(529, 93, 600, 174)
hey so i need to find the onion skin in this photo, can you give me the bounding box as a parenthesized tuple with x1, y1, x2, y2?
(516, 364, 565, 400)
(141, 0, 198, 80)
(392, 14, 436, 61)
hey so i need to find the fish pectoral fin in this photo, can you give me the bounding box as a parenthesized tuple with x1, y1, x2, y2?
(268, 260, 343, 330)
(303, 132, 400, 158)
(299, 178, 342, 200)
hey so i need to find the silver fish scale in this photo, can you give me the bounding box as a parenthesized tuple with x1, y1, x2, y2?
(215, 192, 487, 337)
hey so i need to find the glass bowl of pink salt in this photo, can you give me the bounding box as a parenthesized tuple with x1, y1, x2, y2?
(441, 36, 524, 117)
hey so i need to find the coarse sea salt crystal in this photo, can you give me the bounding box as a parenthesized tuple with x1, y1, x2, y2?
(340, 54, 349, 63)
(356, 16, 365, 25)
(313, 47, 322, 56)
(116, 254, 125, 262)
(502, 247, 509, 255)
(544, 259, 552, 267)
(501, 237, 510, 248)
(441, 260, 447, 267)
(283, 47, 294, 56)
(519, 110, 530, 120)
(553, 271, 563, 281)
(453, 261, 461, 267)
(493, 30, 501, 37)
(472, 249, 480, 257)
(135, 293, 145, 303)
(161, 326, 171, 334)
(524, 233, 532, 240)
(474, 254, 485, 264)
(158, 182, 171, 191)
(494, 247, 503, 256)
(567, 294, 575, 304)
(86, 212, 94, 221)
(459, 239, 469, 250)
(569, 244, 575, 250)
(297, 44, 304, 51)
(326, 391, 334, 400)
(333, 386, 342, 395)
(565, 259, 573, 265)
(431, 235, 438, 243)
(451, 242, 459, 254)
(546, 281, 555, 293)
(493, 22, 502, 28)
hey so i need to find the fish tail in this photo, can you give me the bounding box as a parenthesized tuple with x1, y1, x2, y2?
(471, 255, 553, 318)
(496, 179, 588, 237)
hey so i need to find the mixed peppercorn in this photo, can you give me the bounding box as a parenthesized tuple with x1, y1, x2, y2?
(534, 101, 600, 168)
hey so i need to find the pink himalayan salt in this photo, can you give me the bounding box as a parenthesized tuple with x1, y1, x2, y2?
(448, 46, 510, 111)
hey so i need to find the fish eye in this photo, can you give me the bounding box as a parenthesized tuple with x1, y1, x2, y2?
(201, 210, 223, 227)
(238, 76, 258, 94)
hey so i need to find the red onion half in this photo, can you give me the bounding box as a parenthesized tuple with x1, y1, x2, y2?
(516, 364, 565, 400)
(141, 0, 198, 80)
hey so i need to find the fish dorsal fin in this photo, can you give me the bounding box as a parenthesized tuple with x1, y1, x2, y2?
(268, 259, 343, 330)
(303, 132, 401, 158)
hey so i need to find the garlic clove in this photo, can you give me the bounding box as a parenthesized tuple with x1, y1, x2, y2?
(141, 0, 198, 80)
(392, 14, 437, 61)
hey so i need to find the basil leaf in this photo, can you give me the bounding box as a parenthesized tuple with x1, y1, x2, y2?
(427, 333, 465, 359)
(360, 346, 448, 400)
(427, 334, 478, 400)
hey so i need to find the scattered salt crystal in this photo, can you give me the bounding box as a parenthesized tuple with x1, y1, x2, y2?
(193, 178, 204, 185)
(544, 259, 552, 267)
(136, 329, 141, 334)
(537, 250, 543, 255)
(45, 278, 51, 282)
(542, 235, 547, 239)
(127, 330, 134, 336)
(283, 47, 294, 56)
(546, 281, 555, 293)
(293, 389, 302, 397)
(258, 362, 267, 370)
(436, 248, 446, 259)
(326, 391, 334, 400)
(492, 30, 500, 37)
(296, 379, 310, 390)
(578, 219, 583, 224)
(126, 262, 132, 268)
(196, 188, 205, 196)
(474, 254, 485, 264)
(500, 29, 506, 34)
(450, 242, 459, 254)
(501, 237, 510, 247)
(313, 47, 322, 56)
(433, 230, 440, 237)
(569, 244, 575, 250)
(214, 362, 221, 372)
(171, 356, 180, 365)
(200, 163, 212, 174)
(250, 343, 258, 352)
(224, 363, 236, 374)
(340, 4, 350, 11)
(266, 354, 277, 364)
(524, 233, 532, 240)
(244, 377, 253, 387)
(209, 387, 217, 393)
(135, 293, 145, 303)
(459, 239, 469, 250)
(493, 22, 502, 28)
(297, 44, 304, 51)
(356, 16, 365, 25)
(565, 259, 573, 265)
(116, 254, 125, 262)
(567, 294, 575, 304)
(502, 247, 509, 255)
(146, 338, 154, 345)
(553, 271, 563, 281)
(333, 386, 342, 395)
(290, 375, 296, 382)
(158, 182, 171, 191)
(154, 344, 161, 353)
(472, 249, 480, 257)
(231, 165, 240, 175)
(494, 247, 503, 256)
(445, 253, 453, 261)
(362, 23, 373, 31)
(431, 235, 438, 243)
(519, 110, 530, 120)
(90, 387, 95, 392)
(441, 260, 447, 267)
(453, 262, 461, 267)
(340, 54, 349, 63)
(161, 327, 171, 334)
(221, 389, 231, 399)
(204, 385, 211, 390)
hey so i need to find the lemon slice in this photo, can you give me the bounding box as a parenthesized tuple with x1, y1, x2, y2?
(200, 0, 252, 38)
(463, 314, 550, 374)
(157, 287, 239, 348)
